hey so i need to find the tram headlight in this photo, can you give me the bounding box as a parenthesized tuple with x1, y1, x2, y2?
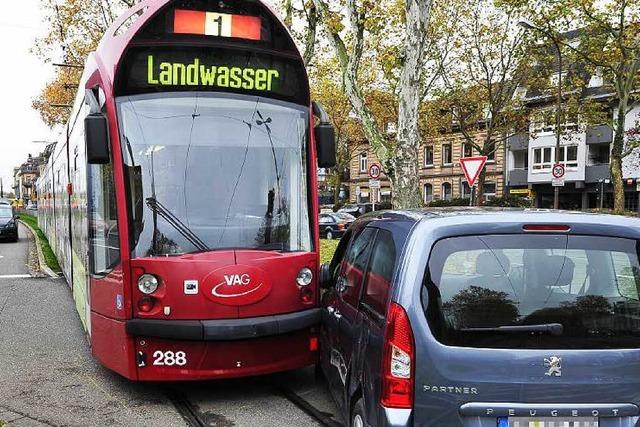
(138, 274, 159, 295)
(296, 268, 313, 287)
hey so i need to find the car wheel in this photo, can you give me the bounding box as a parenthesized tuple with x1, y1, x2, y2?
(351, 398, 366, 427)
(326, 229, 334, 240)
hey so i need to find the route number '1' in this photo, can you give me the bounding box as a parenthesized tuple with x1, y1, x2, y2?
(153, 350, 187, 366)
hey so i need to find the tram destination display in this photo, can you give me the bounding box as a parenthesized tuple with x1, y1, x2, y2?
(117, 46, 308, 105)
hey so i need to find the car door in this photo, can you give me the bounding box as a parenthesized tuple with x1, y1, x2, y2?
(357, 229, 397, 427)
(326, 227, 377, 411)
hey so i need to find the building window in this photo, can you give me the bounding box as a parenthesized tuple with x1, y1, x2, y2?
(557, 145, 579, 169)
(462, 143, 473, 158)
(424, 145, 434, 167)
(359, 152, 368, 173)
(533, 147, 553, 171)
(483, 182, 497, 200)
(513, 150, 528, 169)
(442, 144, 452, 165)
(588, 143, 610, 165)
(442, 182, 452, 201)
(424, 183, 433, 204)
(461, 181, 471, 199)
(486, 141, 496, 162)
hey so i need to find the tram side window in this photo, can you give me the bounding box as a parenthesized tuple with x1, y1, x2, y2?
(88, 115, 120, 275)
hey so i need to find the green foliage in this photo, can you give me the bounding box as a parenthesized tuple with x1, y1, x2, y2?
(428, 198, 470, 207)
(320, 239, 340, 264)
(484, 195, 533, 207)
(20, 213, 62, 274)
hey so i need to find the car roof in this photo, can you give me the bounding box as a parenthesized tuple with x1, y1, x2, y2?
(355, 207, 640, 240)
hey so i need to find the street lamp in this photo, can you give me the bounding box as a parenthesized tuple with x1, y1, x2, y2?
(518, 21, 564, 210)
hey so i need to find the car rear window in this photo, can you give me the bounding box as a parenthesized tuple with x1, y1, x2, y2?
(0, 207, 13, 218)
(422, 234, 640, 349)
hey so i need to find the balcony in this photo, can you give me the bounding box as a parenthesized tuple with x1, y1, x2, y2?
(585, 164, 610, 183)
(507, 133, 529, 151)
(508, 169, 528, 186)
(586, 125, 613, 145)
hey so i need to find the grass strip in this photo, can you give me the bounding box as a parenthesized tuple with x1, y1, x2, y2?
(19, 213, 62, 274)
(320, 239, 340, 265)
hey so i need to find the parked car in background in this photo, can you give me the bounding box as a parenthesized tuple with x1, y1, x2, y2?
(0, 204, 19, 242)
(319, 209, 640, 427)
(0, 199, 11, 206)
(338, 202, 392, 218)
(319, 212, 356, 240)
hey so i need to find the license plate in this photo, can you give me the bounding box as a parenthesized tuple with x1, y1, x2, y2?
(498, 417, 599, 427)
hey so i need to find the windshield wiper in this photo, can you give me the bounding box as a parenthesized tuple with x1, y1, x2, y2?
(146, 197, 210, 253)
(460, 323, 564, 336)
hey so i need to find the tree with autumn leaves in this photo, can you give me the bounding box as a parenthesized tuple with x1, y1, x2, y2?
(33, 0, 136, 127)
(503, 0, 640, 211)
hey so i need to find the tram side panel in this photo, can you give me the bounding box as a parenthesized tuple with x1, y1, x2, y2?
(69, 103, 91, 331)
(52, 140, 72, 284)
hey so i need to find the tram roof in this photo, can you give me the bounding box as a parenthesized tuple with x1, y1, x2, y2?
(92, 0, 302, 88)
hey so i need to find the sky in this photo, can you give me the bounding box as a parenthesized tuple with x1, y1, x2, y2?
(0, 0, 58, 197)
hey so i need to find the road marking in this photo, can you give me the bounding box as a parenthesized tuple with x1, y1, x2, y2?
(0, 274, 32, 279)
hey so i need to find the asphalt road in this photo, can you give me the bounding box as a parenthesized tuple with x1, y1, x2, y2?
(0, 224, 31, 277)
(0, 228, 340, 427)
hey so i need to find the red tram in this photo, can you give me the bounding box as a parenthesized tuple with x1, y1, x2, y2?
(37, 0, 335, 381)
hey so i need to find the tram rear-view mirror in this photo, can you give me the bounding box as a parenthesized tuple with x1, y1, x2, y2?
(312, 101, 336, 168)
(85, 114, 110, 164)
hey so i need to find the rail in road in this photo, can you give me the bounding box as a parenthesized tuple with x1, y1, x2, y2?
(166, 383, 343, 427)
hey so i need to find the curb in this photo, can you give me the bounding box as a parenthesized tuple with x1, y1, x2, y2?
(18, 220, 60, 279)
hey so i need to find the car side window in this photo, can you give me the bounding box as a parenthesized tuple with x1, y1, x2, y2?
(362, 229, 396, 316)
(319, 215, 330, 224)
(329, 230, 352, 279)
(340, 228, 377, 307)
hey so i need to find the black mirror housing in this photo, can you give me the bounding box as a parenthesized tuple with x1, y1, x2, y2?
(312, 101, 336, 168)
(85, 114, 110, 164)
(315, 124, 336, 168)
(319, 262, 332, 290)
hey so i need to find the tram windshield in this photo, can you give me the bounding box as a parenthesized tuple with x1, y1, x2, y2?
(117, 92, 312, 257)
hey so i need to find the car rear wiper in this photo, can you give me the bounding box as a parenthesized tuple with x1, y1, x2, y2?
(460, 323, 564, 336)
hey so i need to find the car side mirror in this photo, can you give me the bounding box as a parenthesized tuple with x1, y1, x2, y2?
(319, 262, 332, 290)
(85, 114, 110, 164)
(312, 101, 336, 168)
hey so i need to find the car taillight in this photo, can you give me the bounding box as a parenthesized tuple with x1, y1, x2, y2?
(381, 302, 414, 409)
(337, 223, 345, 230)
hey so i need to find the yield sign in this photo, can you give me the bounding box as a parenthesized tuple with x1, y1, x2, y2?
(459, 156, 488, 187)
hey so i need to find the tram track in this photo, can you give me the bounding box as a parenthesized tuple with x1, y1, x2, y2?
(166, 385, 343, 427)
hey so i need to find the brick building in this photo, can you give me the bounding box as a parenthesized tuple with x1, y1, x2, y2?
(348, 129, 505, 205)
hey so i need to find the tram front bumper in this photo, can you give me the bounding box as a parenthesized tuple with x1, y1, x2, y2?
(126, 309, 321, 381)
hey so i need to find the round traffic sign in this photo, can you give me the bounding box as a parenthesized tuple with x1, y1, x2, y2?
(552, 163, 565, 179)
(368, 163, 381, 179)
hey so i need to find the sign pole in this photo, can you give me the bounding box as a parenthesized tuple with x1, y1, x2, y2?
(469, 187, 475, 207)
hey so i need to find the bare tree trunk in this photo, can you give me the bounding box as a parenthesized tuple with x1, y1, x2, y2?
(333, 172, 342, 207)
(393, 0, 432, 209)
(611, 98, 628, 212)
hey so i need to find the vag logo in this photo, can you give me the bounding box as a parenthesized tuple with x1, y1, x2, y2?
(204, 265, 272, 306)
(223, 274, 251, 286)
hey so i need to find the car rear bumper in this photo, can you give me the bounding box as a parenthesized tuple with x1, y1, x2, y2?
(380, 407, 412, 427)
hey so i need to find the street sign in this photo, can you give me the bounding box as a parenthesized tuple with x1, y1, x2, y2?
(369, 179, 381, 189)
(459, 156, 488, 188)
(368, 163, 381, 179)
(552, 178, 565, 187)
(552, 163, 565, 179)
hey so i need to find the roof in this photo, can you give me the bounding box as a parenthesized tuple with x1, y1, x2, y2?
(361, 207, 640, 229)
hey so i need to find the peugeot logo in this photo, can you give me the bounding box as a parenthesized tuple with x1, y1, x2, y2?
(544, 356, 562, 377)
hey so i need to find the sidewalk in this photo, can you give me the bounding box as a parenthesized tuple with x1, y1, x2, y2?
(0, 276, 186, 427)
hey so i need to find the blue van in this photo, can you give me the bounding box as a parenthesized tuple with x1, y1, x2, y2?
(319, 209, 640, 427)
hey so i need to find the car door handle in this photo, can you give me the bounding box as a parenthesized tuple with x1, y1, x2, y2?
(327, 306, 342, 319)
